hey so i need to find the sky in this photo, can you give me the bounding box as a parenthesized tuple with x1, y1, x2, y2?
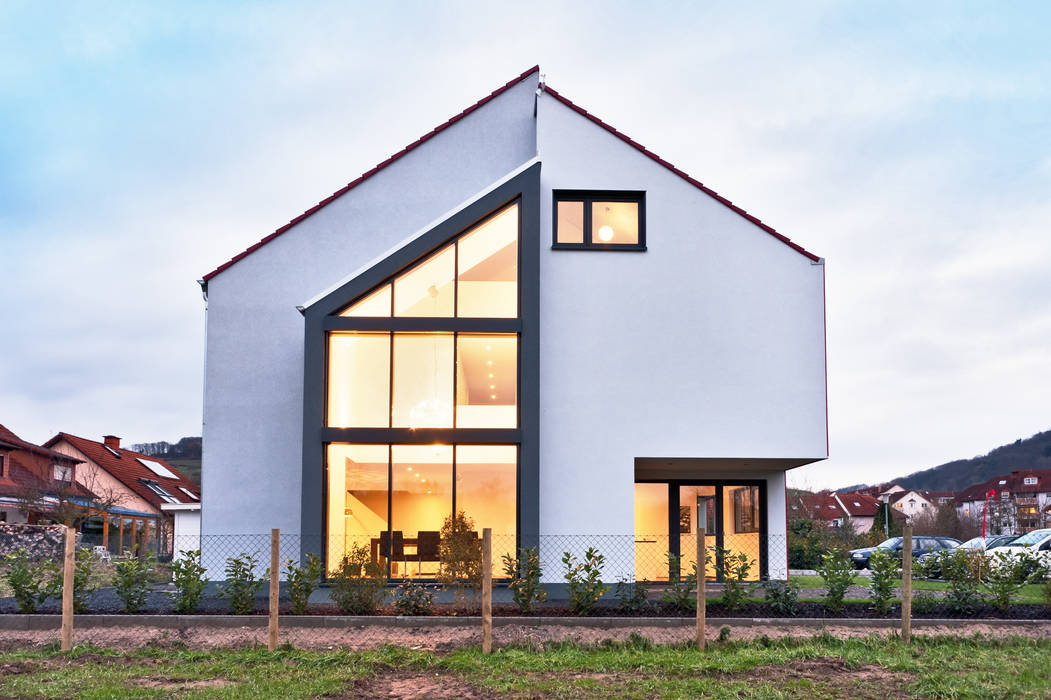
(1, 1, 1049, 490)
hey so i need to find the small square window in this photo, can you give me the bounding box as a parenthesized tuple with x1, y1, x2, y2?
(553, 190, 645, 250)
(1023, 477, 1037, 486)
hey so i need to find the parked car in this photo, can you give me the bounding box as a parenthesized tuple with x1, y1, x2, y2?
(850, 536, 960, 569)
(984, 528, 1051, 572)
(917, 534, 1016, 578)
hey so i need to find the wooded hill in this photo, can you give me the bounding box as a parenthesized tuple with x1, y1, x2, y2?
(130, 437, 202, 485)
(841, 429, 1051, 494)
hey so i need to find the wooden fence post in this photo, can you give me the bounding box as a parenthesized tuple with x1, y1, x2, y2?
(696, 527, 706, 651)
(482, 528, 492, 654)
(269, 528, 280, 651)
(61, 525, 75, 652)
(901, 526, 912, 644)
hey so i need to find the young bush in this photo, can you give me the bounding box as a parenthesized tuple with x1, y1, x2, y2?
(659, 552, 699, 612)
(218, 553, 265, 615)
(912, 590, 938, 615)
(437, 511, 482, 611)
(940, 547, 982, 615)
(72, 548, 97, 613)
(393, 580, 435, 615)
(615, 577, 652, 614)
(762, 578, 800, 616)
(170, 550, 208, 614)
(2, 550, 61, 613)
(562, 547, 608, 615)
(867, 548, 899, 614)
(982, 550, 1035, 613)
(1041, 564, 1051, 610)
(329, 543, 387, 615)
(816, 549, 854, 613)
(717, 548, 756, 612)
(284, 552, 324, 615)
(114, 555, 155, 613)
(501, 546, 546, 613)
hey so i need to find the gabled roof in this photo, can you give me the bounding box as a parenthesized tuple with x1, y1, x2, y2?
(836, 492, 881, 517)
(958, 469, 1051, 503)
(46, 433, 200, 511)
(0, 424, 81, 464)
(202, 65, 821, 283)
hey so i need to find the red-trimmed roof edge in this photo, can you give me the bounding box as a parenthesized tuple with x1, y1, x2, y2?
(201, 65, 542, 282)
(540, 84, 821, 262)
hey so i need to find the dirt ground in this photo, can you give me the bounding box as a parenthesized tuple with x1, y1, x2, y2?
(2, 620, 1049, 652)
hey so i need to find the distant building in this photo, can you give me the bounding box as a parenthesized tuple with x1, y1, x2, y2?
(0, 424, 86, 524)
(956, 469, 1051, 534)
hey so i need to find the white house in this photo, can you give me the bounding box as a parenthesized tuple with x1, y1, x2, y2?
(198, 67, 828, 582)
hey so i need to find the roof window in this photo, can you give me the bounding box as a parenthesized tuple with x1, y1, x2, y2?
(140, 479, 180, 504)
(178, 487, 199, 501)
(1023, 477, 1038, 486)
(137, 457, 179, 480)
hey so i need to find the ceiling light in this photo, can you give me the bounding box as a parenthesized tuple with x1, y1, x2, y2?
(407, 467, 413, 471)
(489, 384, 495, 389)
(421, 478, 426, 483)
(490, 394, 496, 399)
(487, 360, 493, 366)
(485, 345, 491, 351)
(598, 225, 614, 242)
(488, 373, 494, 378)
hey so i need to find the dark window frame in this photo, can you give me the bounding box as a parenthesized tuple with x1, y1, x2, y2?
(552, 190, 646, 251)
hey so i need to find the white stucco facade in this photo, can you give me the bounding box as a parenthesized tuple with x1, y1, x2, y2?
(200, 69, 826, 581)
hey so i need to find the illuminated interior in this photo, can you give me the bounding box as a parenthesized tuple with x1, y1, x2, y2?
(555, 201, 584, 244)
(324, 200, 521, 578)
(591, 201, 639, 245)
(634, 482, 763, 582)
(326, 443, 516, 578)
(554, 193, 642, 247)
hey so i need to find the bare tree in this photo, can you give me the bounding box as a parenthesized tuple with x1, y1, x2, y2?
(16, 469, 126, 529)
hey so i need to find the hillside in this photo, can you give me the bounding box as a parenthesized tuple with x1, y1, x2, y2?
(130, 437, 202, 485)
(841, 429, 1051, 493)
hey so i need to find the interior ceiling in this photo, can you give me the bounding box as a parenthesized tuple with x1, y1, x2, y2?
(458, 337, 515, 402)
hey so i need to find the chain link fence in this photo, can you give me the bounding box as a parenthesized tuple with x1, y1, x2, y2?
(2, 526, 1047, 651)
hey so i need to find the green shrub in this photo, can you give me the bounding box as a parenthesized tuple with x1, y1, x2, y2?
(982, 550, 1035, 613)
(113, 555, 155, 613)
(501, 546, 546, 613)
(2, 550, 61, 613)
(170, 550, 208, 614)
(762, 578, 800, 616)
(329, 543, 387, 615)
(218, 553, 265, 615)
(562, 547, 608, 616)
(437, 511, 482, 611)
(940, 548, 982, 615)
(816, 549, 854, 613)
(615, 577, 652, 614)
(284, 552, 324, 615)
(393, 580, 435, 615)
(867, 548, 899, 614)
(717, 548, 755, 612)
(72, 548, 97, 613)
(1041, 566, 1051, 610)
(659, 552, 701, 612)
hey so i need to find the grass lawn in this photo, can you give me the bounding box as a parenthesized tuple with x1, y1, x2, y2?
(791, 575, 1047, 604)
(2, 635, 1049, 698)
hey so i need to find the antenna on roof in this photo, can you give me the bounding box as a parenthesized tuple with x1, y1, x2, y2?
(537, 73, 546, 93)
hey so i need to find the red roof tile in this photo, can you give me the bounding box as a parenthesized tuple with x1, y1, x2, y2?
(45, 433, 200, 512)
(0, 424, 81, 464)
(958, 469, 1051, 503)
(837, 492, 881, 517)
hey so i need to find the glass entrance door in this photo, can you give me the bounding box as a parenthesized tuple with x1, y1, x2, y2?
(678, 485, 716, 581)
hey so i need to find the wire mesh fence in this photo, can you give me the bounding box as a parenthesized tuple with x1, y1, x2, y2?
(2, 525, 1047, 652)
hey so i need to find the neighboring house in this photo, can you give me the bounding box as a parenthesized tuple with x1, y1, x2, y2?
(956, 469, 1051, 534)
(45, 433, 201, 556)
(888, 490, 937, 520)
(199, 66, 828, 582)
(849, 483, 905, 503)
(0, 424, 86, 524)
(789, 491, 879, 534)
(833, 492, 881, 533)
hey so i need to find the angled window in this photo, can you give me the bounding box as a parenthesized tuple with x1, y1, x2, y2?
(553, 190, 645, 250)
(140, 479, 180, 504)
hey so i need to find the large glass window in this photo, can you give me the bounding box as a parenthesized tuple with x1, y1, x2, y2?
(326, 443, 517, 579)
(392, 333, 455, 428)
(327, 333, 391, 428)
(456, 334, 517, 428)
(326, 444, 389, 575)
(394, 245, 455, 317)
(340, 285, 392, 317)
(456, 204, 517, 317)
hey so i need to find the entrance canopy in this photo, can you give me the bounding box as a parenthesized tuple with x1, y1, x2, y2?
(635, 457, 823, 481)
